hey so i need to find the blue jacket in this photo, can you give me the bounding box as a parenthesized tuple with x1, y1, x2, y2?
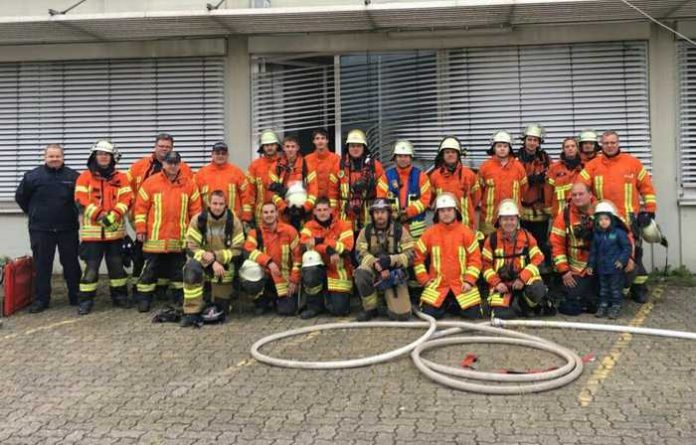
(15, 164, 80, 232)
(588, 222, 631, 275)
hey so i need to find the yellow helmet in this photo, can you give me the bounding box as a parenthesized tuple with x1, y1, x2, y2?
(393, 139, 414, 157)
(259, 130, 280, 146)
(346, 129, 367, 146)
(497, 199, 520, 217)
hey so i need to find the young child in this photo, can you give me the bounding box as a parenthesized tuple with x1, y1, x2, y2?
(587, 201, 632, 319)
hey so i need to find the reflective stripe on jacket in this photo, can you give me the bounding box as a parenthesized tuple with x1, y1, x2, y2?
(75, 170, 132, 241)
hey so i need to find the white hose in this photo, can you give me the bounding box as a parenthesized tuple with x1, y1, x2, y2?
(250, 313, 696, 395)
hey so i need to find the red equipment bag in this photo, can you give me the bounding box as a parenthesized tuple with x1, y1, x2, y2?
(2, 256, 34, 316)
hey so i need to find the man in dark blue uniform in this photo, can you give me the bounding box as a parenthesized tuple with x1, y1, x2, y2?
(15, 144, 81, 313)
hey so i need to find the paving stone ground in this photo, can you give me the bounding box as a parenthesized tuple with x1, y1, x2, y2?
(1, 280, 695, 444)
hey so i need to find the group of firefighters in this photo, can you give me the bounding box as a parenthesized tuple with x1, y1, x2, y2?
(36, 124, 662, 326)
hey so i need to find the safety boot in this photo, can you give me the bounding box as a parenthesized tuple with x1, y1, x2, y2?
(299, 308, 320, 319)
(631, 286, 648, 304)
(608, 305, 622, 320)
(137, 298, 152, 313)
(78, 300, 94, 316)
(355, 309, 378, 322)
(595, 304, 609, 318)
(180, 313, 204, 328)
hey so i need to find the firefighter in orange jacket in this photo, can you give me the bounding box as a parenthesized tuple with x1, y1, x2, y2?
(414, 193, 482, 319)
(549, 182, 598, 315)
(429, 136, 480, 230)
(127, 133, 193, 295)
(579, 130, 657, 303)
(133, 151, 202, 313)
(74, 140, 133, 315)
(546, 137, 584, 218)
(339, 129, 389, 232)
(244, 130, 283, 225)
(241, 201, 301, 315)
(305, 128, 340, 209)
(482, 199, 550, 319)
(194, 141, 249, 217)
(578, 129, 601, 163)
(267, 135, 319, 232)
(299, 197, 355, 319)
(477, 130, 528, 236)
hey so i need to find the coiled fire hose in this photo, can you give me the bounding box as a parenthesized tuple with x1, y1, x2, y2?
(251, 311, 696, 395)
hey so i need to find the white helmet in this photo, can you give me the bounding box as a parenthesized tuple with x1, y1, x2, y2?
(497, 199, 520, 217)
(91, 140, 115, 154)
(302, 250, 324, 268)
(285, 182, 307, 208)
(346, 129, 367, 146)
(594, 200, 618, 217)
(393, 139, 414, 157)
(522, 123, 545, 141)
(578, 129, 599, 143)
(238, 259, 265, 283)
(641, 219, 667, 245)
(438, 136, 462, 154)
(435, 193, 458, 210)
(491, 130, 513, 146)
(259, 130, 280, 146)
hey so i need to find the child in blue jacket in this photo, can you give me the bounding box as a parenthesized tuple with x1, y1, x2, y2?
(587, 203, 632, 319)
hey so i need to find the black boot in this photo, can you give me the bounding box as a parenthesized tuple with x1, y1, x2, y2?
(299, 307, 321, 319)
(355, 309, 378, 322)
(137, 296, 152, 313)
(631, 285, 648, 304)
(28, 301, 49, 313)
(78, 300, 94, 315)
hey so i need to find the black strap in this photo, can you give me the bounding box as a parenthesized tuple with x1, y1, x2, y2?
(197, 209, 235, 248)
(489, 230, 530, 260)
(365, 222, 402, 256)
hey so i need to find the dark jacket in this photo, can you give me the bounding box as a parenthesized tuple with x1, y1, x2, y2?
(15, 164, 80, 232)
(588, 219, 631, 275)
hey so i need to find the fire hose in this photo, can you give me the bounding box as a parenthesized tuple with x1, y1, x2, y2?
(250, 311, 696, 395)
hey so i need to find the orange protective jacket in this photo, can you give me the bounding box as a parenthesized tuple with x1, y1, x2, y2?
(75, 170, 133, 242)
(134, 172, 202, 253)
(305, 150, 341, 208)
(300, 217, 355, 293)
(127, 154, 193, 207)
(545, 158, 583, 218)
(579, 152, 657, 220)
(414, 222, 482, 309)
(338, 156, 388, 231)
(549, 202, 595, 276)
(383, 165, 432, 240)
(429, 164, 480, 229)
(482, 229, 544, 287)
(519, 150, 551, 222)
(477, 157, 528, 235)
(268, 154, 319, 216)
(244, 154, 280, 223)
(194, 162, 249, 217)
(244, 222, 301, 297)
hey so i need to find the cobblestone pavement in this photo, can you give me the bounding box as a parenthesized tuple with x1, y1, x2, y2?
(1, 281, 695, 444)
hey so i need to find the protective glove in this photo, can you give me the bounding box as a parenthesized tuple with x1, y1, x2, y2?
(377, 254, 392, 271)
(98, 212, 118, 229)
(637, 211, 655, 228)
(325, 246, 337, 257)
(288, 206, 305, 219)
(314, 237, 325, 246)
(267, 182, 288, 197)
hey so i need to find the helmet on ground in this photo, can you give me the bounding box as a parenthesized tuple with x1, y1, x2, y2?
(285, 182, 307, 208)
(521, 124, 545, 141)
(393, 139, 414, 157)
(238, 260, 265, 295)
(594, 200, 618, 217)
(345, 129, 367, 146)
(201, 305, 226, 323)
(578, 129, 599, 144)
(302, 250, 324, 268)
(438, 136, 463, 154)
(497, 199, 520, 217)
(435, 193, 458, 210)
(259, 130, 280, 146)
(641, 219, 668, 246)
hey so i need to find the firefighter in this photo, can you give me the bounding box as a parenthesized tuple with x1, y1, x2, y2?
(549, 182, 598, 315)
(242, 201, 301, 315)
(244, 130, 282, 227)
(429, 136, 480, 230)
(579, 130, 657, 303)
(578, 129, 601, 162)
(477, 130, 528, 236)
(305, 128, 341, 209)
(299, 197, 354, 318)
(482, 199, 550, 319)
(268, 135, 319, 231)
(133, 151, 202, 313)
(127, 133, 194, 297)
(354, 198, 415, 322)
(194, 141, 249, 218)
(181, 190, 245, 327)
(546, 137, 584, 218)
(338, 129, 389, 232)
(74, 140, 133, 315)
(518, 124, 552, 274)
(414, 193, 482, 319)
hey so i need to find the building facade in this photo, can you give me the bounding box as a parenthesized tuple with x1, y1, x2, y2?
(1, 0, 695, 271)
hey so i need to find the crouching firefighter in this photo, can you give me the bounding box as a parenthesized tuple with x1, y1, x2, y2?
(354, 198, 415, 322)
(482, 199, 552, 319)
(414, 193, 483, 319)
(180, 190, 245, 327)
(299, 197, 355, 319)
(74, 140, 133, 315)
(241, 201, 301, 315)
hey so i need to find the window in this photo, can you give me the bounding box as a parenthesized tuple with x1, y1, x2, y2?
(679, 41, 696, 195)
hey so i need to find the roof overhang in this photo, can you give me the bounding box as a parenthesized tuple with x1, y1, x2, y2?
(0, 0, 694, 45)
